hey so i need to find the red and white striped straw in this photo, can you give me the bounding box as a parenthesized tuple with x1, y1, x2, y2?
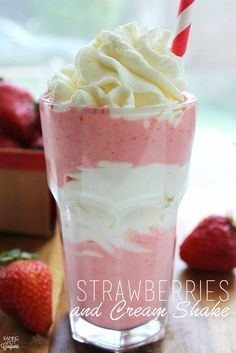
(172, 0, 195, 57)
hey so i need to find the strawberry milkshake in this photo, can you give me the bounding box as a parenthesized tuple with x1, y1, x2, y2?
(40, 23, 197, 350)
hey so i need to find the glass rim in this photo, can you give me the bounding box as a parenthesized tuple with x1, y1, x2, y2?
(40, 91, 197, 116)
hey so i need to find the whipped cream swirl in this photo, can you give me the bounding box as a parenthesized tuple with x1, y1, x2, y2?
(48, 23, 186, 108)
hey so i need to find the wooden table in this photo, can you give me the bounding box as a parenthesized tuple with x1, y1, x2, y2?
(0, 131, 236, 353)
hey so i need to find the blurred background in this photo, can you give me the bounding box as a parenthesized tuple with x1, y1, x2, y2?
(0, 0, 235, 135)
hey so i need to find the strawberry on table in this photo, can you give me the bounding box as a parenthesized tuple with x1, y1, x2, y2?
(0, 249, 52, 334)
(0, 79, 38, 146)
(180, 215, 236, 272)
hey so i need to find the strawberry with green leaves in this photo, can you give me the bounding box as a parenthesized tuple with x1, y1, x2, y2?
(180, 215, 236, 272)
(0, 249, 52, 334)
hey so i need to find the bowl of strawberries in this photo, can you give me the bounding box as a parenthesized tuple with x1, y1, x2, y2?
(0, 79, 55, 236)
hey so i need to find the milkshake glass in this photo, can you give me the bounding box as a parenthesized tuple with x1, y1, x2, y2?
(40, 93, 197, 350)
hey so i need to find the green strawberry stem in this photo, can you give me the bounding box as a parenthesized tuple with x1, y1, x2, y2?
(0, 78, 3, 81)
(34, 102, 39, 111)
(0, 249, 38, 265)
(229, 217, 236, 228)
(226, 212, 236, 228)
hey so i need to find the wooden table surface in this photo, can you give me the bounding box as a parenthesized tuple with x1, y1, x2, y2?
(0, 131, 236, 353)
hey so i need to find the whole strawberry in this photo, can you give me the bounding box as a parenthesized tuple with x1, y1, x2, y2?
(0, 249, 52, 334)
(0, 79, 38, 146)
(180, 215, 236, 272)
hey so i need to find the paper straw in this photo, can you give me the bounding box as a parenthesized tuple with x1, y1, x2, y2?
(172, 0, 195, 57)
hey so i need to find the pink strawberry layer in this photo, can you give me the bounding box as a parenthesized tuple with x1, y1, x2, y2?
(40, 102, 196, 187)
(63, 226, 175, 330)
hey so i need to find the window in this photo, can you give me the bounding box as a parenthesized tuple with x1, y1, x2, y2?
(1, 0, 235, 134)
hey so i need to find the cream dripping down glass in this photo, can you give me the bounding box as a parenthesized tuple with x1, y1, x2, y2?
(40, 23, 197, 351)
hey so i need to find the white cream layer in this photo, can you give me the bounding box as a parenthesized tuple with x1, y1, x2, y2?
(57, 161, 189, 253)
(48, 23, 185, 108)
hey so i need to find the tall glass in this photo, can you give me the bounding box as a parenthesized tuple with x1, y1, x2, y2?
(40, 93, 197, 351)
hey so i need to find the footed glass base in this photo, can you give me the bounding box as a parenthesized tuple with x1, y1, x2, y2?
(70, 315, 166, 351)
